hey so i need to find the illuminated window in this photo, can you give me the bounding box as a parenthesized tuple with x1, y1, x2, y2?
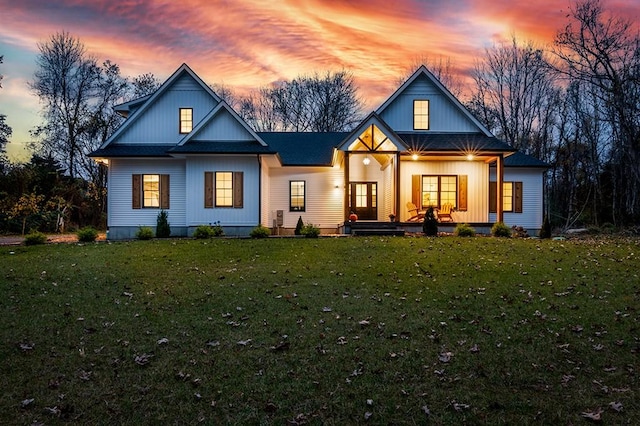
(179, 108, 193, 133)
(414, 100, 429, 130)
(503, 182, 513, 212)
(143, 174, 160, 207)
(215, 172, 233, 207)
(421, 175, 457, 208)
(290, 181, 305, 211)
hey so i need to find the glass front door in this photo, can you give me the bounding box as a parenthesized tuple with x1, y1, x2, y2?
(350, 182, 377, 220)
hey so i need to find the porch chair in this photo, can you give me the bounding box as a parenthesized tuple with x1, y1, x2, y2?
(406, 202, 426, 222)
(437, 203, 454, 222)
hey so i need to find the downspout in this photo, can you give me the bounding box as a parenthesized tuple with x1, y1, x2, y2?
(496, 153, 504, 223)
(344, 152, 350, 222)
(257, 154, 262, 227)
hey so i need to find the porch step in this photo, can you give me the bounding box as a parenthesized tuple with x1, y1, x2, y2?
(352, 228, 405, 236)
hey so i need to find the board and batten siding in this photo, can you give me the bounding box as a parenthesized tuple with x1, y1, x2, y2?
(185, 156, 261, 226)
(108, 159, 186, 227)
(489, 168, 544, 230)
(115, 74, 219, 144)
(379, 77, 479, 132)
(192, 110, 255, 141)
(400, 160, 489, 222)
(268, 167, 344, 229)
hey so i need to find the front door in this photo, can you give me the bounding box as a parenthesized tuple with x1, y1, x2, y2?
(350, 182, 377, 220)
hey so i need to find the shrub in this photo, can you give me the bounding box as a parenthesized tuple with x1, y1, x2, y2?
(422, 207, 438, 236)
(24, 231, 47, 245)
(539, 215, 551, 239)
(511, 226, 529, 238)
(295, 216, 304, 236)
(454, 223, 476, 237)
(300, 223, 320, 238)
(250, 225, 271, 239)
(156, 210, 171, 238)
(193, 225, 215, 239)
(491, 222, 512, 238)
(136, 226, 154, 240)
(210, 221, 224, 237)
(77, 226, 98, 242)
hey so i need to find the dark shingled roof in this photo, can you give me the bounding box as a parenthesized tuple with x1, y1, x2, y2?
(90, 144, 172, 157)
(168, 141, 275, 154)
(501, 151, 549, 168)
(258, 132, 349, 166)
(396, 132, 515, 152)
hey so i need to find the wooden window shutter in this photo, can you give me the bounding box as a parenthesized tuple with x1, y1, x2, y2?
(204, 172, 214, 208)
(514, 181, 523, 213)
(132, 174, 141, 209)
(160, 174, 170, 209)
(411, 175, 421, 208)
(233, 172, 243, 208)
(489, 181, 497, 213)
(458, 175, 468, 211)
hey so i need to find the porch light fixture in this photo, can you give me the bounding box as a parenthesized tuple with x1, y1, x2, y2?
(467, 154, 474, 161)
(363, 156, 370, 166)
(412, 153, 419, 161)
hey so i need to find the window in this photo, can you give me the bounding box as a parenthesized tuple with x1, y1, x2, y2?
(179, 108, 193, 133)
(414, 100, 429, 130)
(132, 174, 170, 209)
(216, 172, 233, 207)
(290, 181, 305, 211)
(421, 175, 457, 208)
(204, 171, 244, 208)
(489, 181, 523, 213)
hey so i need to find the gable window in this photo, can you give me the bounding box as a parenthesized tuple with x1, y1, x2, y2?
(414, 100, 429, 130)
(421, 175, 457, 208)
(132, 174, 170, 209)
(489, 181, 523, 213)
(204, 171, 244, 208)
(290, 181, 305, 211)
(179, 108, 193, 134)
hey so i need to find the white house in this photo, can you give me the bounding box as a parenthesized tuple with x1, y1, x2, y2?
(91, 64, 548, 239)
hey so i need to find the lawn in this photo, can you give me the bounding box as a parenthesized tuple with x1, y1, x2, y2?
(1, 236, 638, 425)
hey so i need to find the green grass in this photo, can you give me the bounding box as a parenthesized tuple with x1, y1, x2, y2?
(1, 236, 638, 425)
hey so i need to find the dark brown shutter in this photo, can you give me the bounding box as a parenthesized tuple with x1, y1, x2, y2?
(204, 172, 213, 208)
(458, 175, 467, 211)
(233, 171, 243, 208)
(489, 181, 497, 213)
(514, 181, 523, 213)
(412, 175, 421, 208)
(160, 174, 170, 209)
(132, 174, 141, 209)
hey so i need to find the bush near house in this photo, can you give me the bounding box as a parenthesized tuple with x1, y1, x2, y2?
(454, 223, 476, 237)
(491, 221, 512, 237)
(193, 222, 224, 239)
(295, 216, 304, 235)
(422, 207, 438, 236)
(250, 225, 271, 239)
(77, 226, 98, 242)
(156, 210, 171, 238)
(300, 223, 320, 238)
(23, 230, 47, 245)
(540, 215, 552, 239)
(136, 226, 154, 240)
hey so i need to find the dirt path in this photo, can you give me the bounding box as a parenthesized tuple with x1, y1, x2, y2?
(0, 233, 107, 246)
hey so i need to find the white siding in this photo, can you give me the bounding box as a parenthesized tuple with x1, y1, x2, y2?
(489, 168, 544, 230)
(400, 160, 489, 223)
(185, 156, 261, 226)
(380, 77, 479, 132)
(108, 159, 186, 226)
(260, 158, 271, 226)
(116, 74, 219, 144)
(193, 109, 255, 141)
(268, 166, 344, 229)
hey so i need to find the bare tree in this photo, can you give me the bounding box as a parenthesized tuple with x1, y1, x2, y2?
(553, 0, 640, 223)
(239, 70, 363, 132)
(29, 32, 100, 179)
(469, 37, 560, 159)
(131, 73, 160, 99)
(398, 55, 464, 98)
(0, 55, 13, 163)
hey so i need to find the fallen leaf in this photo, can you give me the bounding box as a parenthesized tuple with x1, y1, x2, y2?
(452, 402, 470, 411)
(439, 352, 453, 363)
(322, 307, 332, 312)
(134, 353, 153, 366)
(608, 401, 623, 412)
(364, 411, 372, 420)
(157, 337, 169, 345)
(237, 339, 252, 346)
(422, 405, 431, 416)
(581, 409, 602, 421)
(21, 398, 34, 408)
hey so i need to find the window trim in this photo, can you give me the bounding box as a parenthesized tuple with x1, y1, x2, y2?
(206, 171, 243, 209)
(179, 108, 193, 134)
(489, 181, 523, 213)
(132, 174, 169, 209)
(215, 171, 233, 208)
(289, 180, 306, 212)
(421, 174, 457, 209)
(413, 99, 429, 130)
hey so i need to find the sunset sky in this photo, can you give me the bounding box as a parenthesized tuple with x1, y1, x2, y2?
(1, 0, 638, 162)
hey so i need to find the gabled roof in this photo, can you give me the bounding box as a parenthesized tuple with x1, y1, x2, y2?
(176, 101, 267, 147)
(114, 95, 151, 118)
(377, 65, 493, 137)
(98, 63, 221, 149)
(337, 112, 409, 152)
(499, 151, 550, 168)
(396, 132, 515, 153)
(258, 132, 348, 166)
(90, 144, 172, 158)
